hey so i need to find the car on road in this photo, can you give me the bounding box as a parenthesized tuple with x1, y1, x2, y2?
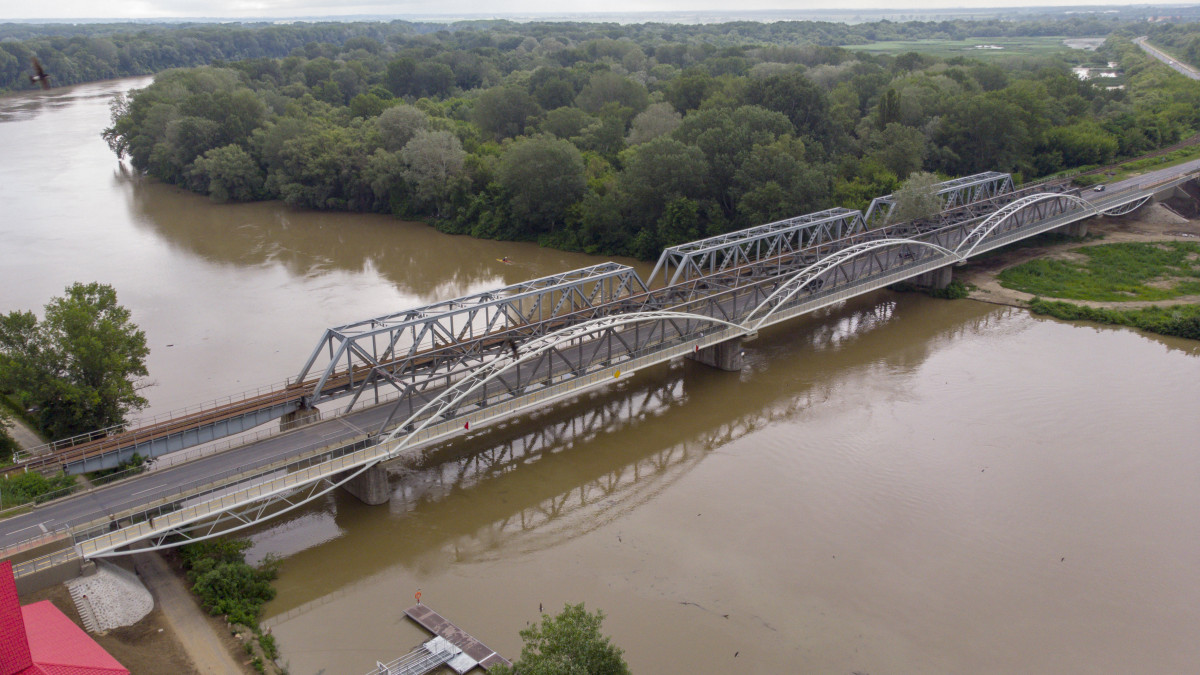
(1093, 184, 1106, 192)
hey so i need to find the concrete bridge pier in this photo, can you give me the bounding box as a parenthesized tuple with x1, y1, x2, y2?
(339, 463, 390, 505)
(280, 405, 321, 432)
(1056, 219, 1089, 237)
(687, 338, 744, 371)
(912, 265, 953, 290)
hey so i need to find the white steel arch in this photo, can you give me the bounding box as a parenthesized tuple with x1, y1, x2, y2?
(953, 193, 1097, 258)
(744, 238, 961, 330)
(88, 456, 384, 556)
(1100, 195, 1152, 216)
(82, 311, 750, 557)
(380, 310, 748, 447)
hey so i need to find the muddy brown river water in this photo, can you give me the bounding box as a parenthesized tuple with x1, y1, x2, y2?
(3, 78, 1200, 674)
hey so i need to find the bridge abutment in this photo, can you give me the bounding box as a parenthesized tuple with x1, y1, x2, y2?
(912, 265, 953, 290)
(339, 463, 390, 505)
(687, 338, 744, 371)
(280, 405, 321, 432)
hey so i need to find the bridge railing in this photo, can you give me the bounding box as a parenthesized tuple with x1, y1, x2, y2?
(13, 376, 301, 463)
(12, 168, 1199, 562)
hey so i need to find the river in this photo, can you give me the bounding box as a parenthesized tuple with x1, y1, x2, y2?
(3, 78, 1200, 674)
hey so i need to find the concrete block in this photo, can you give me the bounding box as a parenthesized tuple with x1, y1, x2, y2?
(912, 265, 953, 290)
(339, 463, 390, 505)
(687, 338, 744, 371)
(280, 406, 321, 432)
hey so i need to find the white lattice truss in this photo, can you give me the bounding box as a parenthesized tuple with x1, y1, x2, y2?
(954, 192, 1151, 259)
(75, 191, 1166, 557)
(82, 312, 747, 556)
(743, 239, 963, 330)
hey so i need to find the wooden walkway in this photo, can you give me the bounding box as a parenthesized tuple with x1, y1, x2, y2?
(404, 604, 511, 671)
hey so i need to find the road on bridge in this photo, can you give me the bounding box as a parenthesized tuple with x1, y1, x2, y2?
(3, 159, 1199, 555)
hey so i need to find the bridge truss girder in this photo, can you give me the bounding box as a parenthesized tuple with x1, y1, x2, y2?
(295, 263, 647, 410)
(955, 192, 1093, 258)
(647, 207, 868, 287)
(865, 171, 1015, 224)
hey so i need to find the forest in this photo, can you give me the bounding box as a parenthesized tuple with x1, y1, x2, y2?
(75, 19, 1200, 258)
(0, 15, 1140, 93)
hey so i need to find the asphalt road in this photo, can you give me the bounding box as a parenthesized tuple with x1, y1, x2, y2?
(4, 163, 1199, 553)
(1134, 36, 1200, 81)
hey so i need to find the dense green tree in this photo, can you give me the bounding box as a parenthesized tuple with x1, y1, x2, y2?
(1043, 120, 1120, 167)
(617, 136, 708, 230)
(876, 88, 901, 129)
(497, 136, 587, 233)
(742, 69, 828, 140)
(400, 129, 467, 217)
(188, 143, 264, 202)
(375, 104, 429, 151)
(92, 17, 1200, 263)
(490, 604, 629, 675)
(865, 122, 927, 179)
(575, 71, 649, 119)
(626, 102, 682, 146)
(540, 106, 593, 139)
(0, 283, 149, 440)
(933, 94, 1031, 174)
(887, 171, 943, 224)
(473, 86, 541, 140)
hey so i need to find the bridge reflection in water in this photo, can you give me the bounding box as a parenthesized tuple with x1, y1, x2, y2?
(5, 166, 1191, 577)
(255, 292, 1008, 625)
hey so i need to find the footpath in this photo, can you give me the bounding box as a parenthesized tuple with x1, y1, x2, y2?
(132, 552, 246, 675)
(3, 413, 44, 452)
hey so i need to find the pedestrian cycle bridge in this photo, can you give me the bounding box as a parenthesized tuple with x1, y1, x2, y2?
(4, 166, 1196, 579)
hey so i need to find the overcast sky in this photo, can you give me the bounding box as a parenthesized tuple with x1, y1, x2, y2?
(0, 0, 1195, 21)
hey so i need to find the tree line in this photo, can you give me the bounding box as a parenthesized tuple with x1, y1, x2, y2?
(0, 14, 1148, 94)
(99, 22, 1200, 260)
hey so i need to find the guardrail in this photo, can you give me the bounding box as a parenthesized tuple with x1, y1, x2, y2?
(15, 377, 302, 462)
(7, 169, 1198, 567)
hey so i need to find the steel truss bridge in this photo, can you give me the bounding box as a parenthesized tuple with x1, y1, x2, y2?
(3, 167, 1195, 578)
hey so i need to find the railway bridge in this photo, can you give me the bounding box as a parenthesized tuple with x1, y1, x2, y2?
(2, 166, 1195, 588)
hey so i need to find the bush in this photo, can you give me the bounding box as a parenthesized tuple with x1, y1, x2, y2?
(179, 539, 279, 627)
(0, 419, 18, 464)
(928, 279, 971, 299)
(259, 633, 279, 660)
(0, 471, 76, 507)
(1028, 298, 1200, 340)
(490, 603, 629, 675)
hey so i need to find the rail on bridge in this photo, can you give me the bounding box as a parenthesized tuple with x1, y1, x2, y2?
(864, 171, 1014, 224)
(7, 165, 1195, 503)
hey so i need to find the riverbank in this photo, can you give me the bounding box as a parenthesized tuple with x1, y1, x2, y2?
(958, 202, 1200, 311)
(17, 551, 258, 675)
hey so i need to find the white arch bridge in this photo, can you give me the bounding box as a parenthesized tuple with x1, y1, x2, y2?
(5, 167, 1196, 579)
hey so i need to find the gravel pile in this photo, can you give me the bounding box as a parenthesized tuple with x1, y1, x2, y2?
(66, 560, 153, 631)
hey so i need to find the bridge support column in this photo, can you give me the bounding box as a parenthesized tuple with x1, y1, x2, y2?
(339, 463, 390, 506)
(1056, 220, 1089, 237)
(912, 265, 953, 290)
(687, 338, 744, 371)
(280, 405, 321, 432)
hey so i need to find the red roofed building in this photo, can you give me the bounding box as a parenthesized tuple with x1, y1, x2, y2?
(0, 561, 129, 675)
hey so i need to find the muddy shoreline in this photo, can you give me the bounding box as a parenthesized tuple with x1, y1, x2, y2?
(956, 202, 1200, 310)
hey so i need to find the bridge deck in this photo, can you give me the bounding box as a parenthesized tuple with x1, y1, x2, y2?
(405, 604, 511, 671)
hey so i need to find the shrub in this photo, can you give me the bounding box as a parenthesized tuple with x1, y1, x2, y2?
(180, 539, 279, 627)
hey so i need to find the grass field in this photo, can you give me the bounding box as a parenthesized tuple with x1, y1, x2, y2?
(997, 241, 1200, 301)
(847, 36, 1086, 60)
